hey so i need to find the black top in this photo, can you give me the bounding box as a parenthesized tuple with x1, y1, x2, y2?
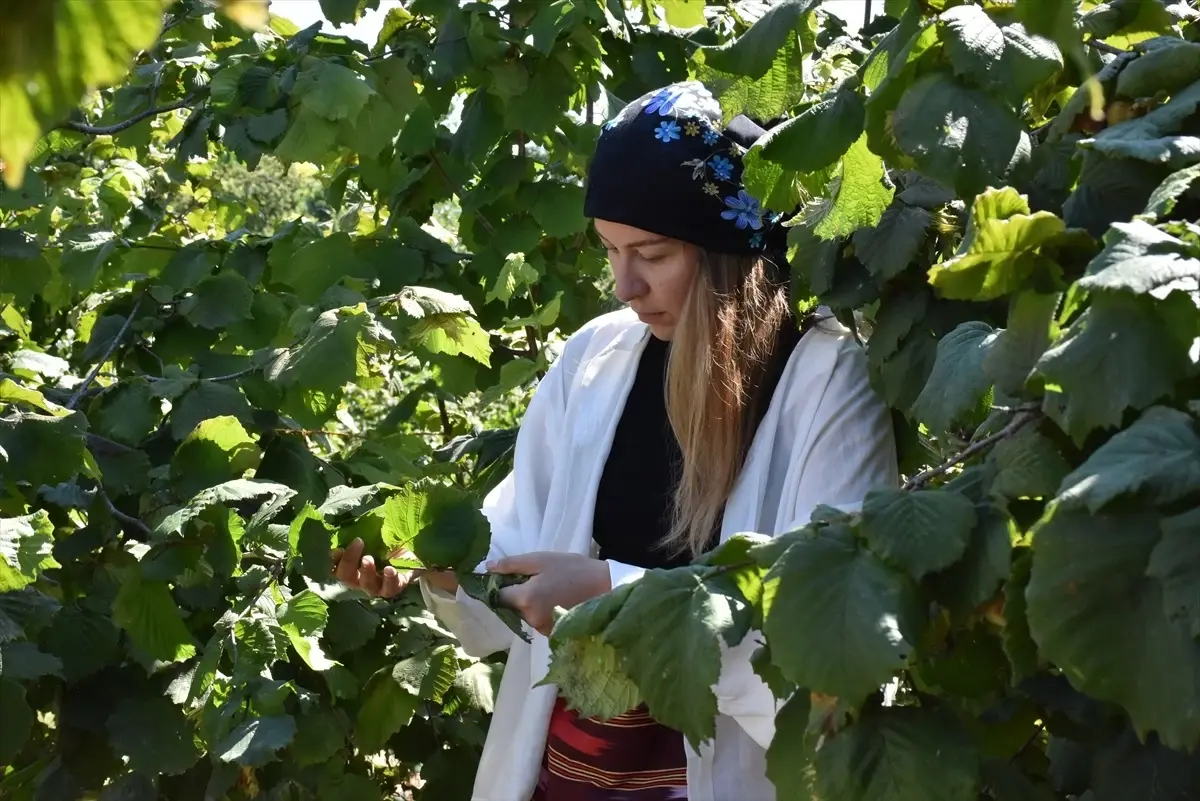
(591, 321, 804, 570)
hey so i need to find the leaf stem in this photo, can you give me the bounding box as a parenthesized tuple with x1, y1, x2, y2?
(903, 408, 1040, 490)
(68, 296, 143, 410)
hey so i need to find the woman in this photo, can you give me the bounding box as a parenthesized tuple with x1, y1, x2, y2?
(333, 80, 898, 801)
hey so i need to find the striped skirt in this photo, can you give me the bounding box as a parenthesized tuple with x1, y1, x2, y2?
(532, 697, 688, 801)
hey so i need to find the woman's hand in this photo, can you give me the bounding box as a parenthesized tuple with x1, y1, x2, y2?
(490, 552, 612, 637)
(331, 538, 458, 598)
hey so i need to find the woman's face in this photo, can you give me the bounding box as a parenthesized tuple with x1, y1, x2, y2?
(594, 218, 699, 341)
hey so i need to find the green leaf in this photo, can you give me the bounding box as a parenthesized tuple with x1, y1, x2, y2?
(527, 183, 587, 239)
(291, 707, 346, 767)
(276, 104, 339, 165)
(106, 695, 201, 776)
(397, 98, 435, 155)
(214, 714, 297, 767)
(892, 73, 1032, 200)
(656, 0, 706, 28)
(393, 644, 456, 702)
(486, 252, 539, 305)
(602, 567, 735, 747)
(112, 570, 196, 662)
(158, 245, 219, 296)
(42, 605, 121, 683)
(765, 691, 817, 801)
(0, 510, 59, 591)
(862, 488, 978, 580)
(764, 526, 923, 701)
(814, 706, 981, 801)
(543, 630, 642, 720)
(0, 679, 33, 765)
(267, 306, 378, 394)
(170, 381, 255, 440)
(341, 94, 403, 158)
(1119, 39, 1200, 99)
(928, 504, 1014, 619)
(700, 0, 820, 78)
(408, 312, 491, 366)
(279, 590, 328, 636)
(1035, 293, 1191, 443)
(1001, 550, 1038, 682)
(928, 187, 1066, 302)
(360, 483, 490, 573)
(180, 272, 255, 330)
(852, 204, 932, 281)
(1077, 220, 1200, 297)
(758, 89, 865, 174)
(1144, 162, 1200, 221)
(270, 232, 368, 303)
(700, 36, 807, 125)
(941, 5, 1006, 87)
(156, 479, 294, 537)
(0, 409, 87, 487)
(0, 0, 167, 185)
(1084, 75, 1200, 169)
(355, 669, 418, 752)
(1056, 406, 1200, 513)
(1026, 509, 1200, 751)
(1147, 508, 1200, 639)
(982, 291, 1060, 397)
(811, 135, 895, 240)
(912, 322, 997, 432)
(0, 379, 61, 414)
(94, 382, 158, 447)
(170, 417, 262, 497)
(0, 641, 61, 680)
(295, 60, 374, 122)
(988, 426, 1072, 500)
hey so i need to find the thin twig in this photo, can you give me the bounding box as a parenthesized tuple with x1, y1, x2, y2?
(903, 409, 1040, 490)
(437, 396, 454, 443)
(68, 297, 143, 409)
(57, 97, 196, 136)
(272, 427, 364, 438)
(143, 365, 258, 384)
(1087, 39, 1133, 56)
(103, 492, 153, 537)
(428, 151, 496, 234)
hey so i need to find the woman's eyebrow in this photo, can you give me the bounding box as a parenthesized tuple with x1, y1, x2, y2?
(603, 236, 671, 249)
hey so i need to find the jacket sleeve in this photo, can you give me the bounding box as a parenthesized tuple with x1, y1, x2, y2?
(716, 333, 899, 748)
(420, 348, 572, 658)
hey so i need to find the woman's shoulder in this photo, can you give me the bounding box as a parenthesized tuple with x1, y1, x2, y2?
(780, 310, 873, 397)
(555, 306, 646, 369)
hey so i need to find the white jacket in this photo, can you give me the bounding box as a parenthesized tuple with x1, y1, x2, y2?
(422, 307, 898, 801)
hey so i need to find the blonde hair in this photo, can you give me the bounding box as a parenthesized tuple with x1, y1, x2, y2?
(663, 250, 792, 558)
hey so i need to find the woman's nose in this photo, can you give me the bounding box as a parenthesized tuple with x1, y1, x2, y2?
(612, 260, 648, 304)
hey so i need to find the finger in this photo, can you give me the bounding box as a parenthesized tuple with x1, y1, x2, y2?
(380, 566, 406, 598)
(329, 548, 344, 574)
(497, 583, 528, 611)
(358, 556, 383, 596)
(334, 539, 364, 585)
(488, 552, 546, 575)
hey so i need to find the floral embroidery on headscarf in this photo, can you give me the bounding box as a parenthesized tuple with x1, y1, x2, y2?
(654, 120, 682, 142)
(643, 85, 687, 116)
(709, 155, 735, 181)
(722, 190, 764, 231)
(683, 120, 700, 136)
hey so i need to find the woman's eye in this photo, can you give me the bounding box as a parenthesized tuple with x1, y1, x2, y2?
(640, 252, 666, 262)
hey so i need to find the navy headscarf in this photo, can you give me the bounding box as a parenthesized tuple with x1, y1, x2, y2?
(583, 81, 786, 256)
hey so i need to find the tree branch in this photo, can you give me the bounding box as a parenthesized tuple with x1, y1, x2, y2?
(903, 409, 1040, 491)
(68, 297, 142, 410)
(58, 96, 196, 136)
(1088, 38, 1135, 56)
(103, 493, 153, 537)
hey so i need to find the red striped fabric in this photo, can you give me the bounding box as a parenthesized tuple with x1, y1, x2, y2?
(532, 697, 688, 800)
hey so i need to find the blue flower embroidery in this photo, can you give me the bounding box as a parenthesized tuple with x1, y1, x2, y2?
(709, 155, 734, 181)
(655, 120, 682, 142)
(722, 190, 764, 231)
(643, 86, 686, 116)
(702, 128, 721, 146)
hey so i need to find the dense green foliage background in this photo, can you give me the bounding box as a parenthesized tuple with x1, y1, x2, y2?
(1, 0, 1199, 799)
